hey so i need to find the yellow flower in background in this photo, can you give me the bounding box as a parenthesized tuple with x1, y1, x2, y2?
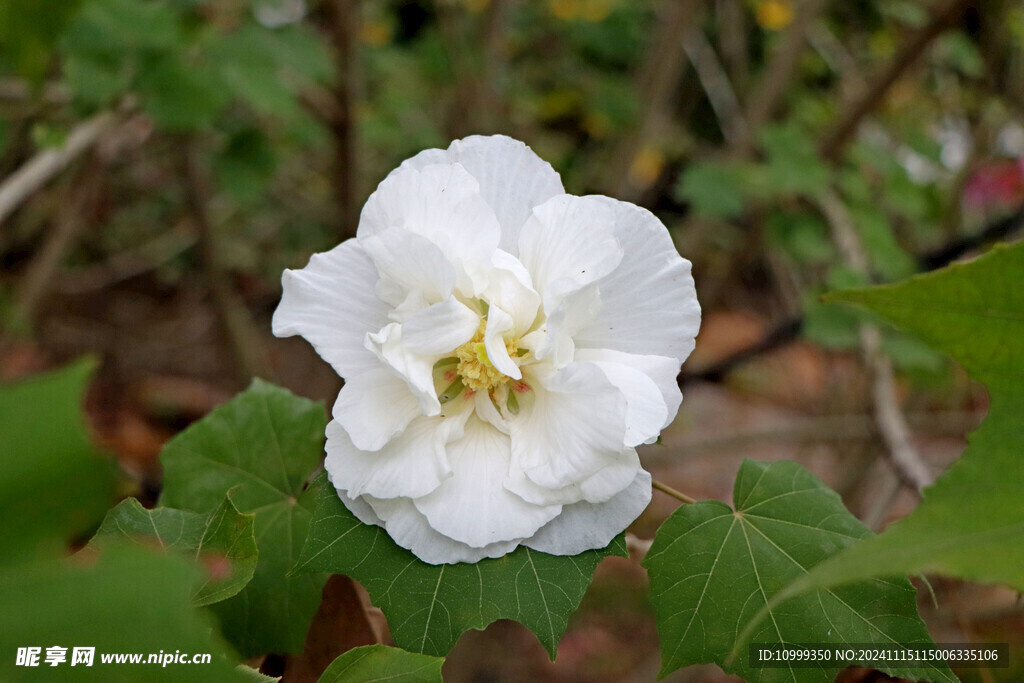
(550, 0, 613, 23)
(359, 19, 392, 46)
(756, 0, 794, 31)
(628, 146, 666, 190)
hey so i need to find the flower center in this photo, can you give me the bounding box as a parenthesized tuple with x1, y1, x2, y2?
(454, 320, 519, 392)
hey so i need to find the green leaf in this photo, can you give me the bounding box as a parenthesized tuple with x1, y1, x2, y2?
(138, 55, 230, 132)
(294, 473, 626, 658)
(215, 128, 278, 203)
(0, 545, 248, 682)
(643, 459, 953, 682)
(0, 0, 83, 82)
(675, 161, 748, 220)
(319, 645, 444, 683)
(89, 496, 258, 606)
(0, 360, 114, 562)
(766, 242, 1024, 604)
(160, 379, 328, 656)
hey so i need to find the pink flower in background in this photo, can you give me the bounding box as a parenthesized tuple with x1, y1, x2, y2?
(273, 135, 700, 564)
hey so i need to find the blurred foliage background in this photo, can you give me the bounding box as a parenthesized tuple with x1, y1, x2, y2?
(1, 0, 1023, 680)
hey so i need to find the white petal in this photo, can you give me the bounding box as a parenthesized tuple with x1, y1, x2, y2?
(574, 196, 701, 364)
(325, 410, 467, 499)
(401, 298, 480, 356)
(483, 305, 521, 380)
(504, 447, 640, 506)
(360, 227, 455, 308)
(571, 353, 666, 447)
(524, 469, 652, 556)
(365, 493, 519, 564)
(510, 361, 627, 489)
(397, 135, 565, 254)
(333, 486, 382, 526)
(333, 368, 421, 452)
(484, 250, 540, 336)
(575, 348, 682, 434)
(524, 284, 601, 368)
(473, 389, 509, 434)
(358, 163, 500, 276)
(366, 323, 440, 416)
(414, 416, 561, 548)
(273, 240, 389, 378)
(517, 195, 623, 313)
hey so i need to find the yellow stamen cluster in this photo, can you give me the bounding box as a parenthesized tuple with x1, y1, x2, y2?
(455, 320, 519, 392)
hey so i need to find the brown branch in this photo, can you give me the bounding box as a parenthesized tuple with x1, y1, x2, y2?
(181, 142, 277, 385)
(818, 189, 934, 493)
(682, 27, 748, 145)
(819, 0, 971, 162)
(325, 0, 362, 241)
(734, 0, 826, 154)
(607, 0, 705, 199)
(11, 162, 103, 331)
(0, 110, 117, 226)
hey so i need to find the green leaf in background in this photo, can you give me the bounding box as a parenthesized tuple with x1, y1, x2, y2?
(215, 128, 278, 203)
(294, 473, 627, 659)
(319, 645, 444, 683)
(138, 55, 230, 132)
(0, 545, 248, 682)
(643, 459, 952, 683)
(755, 242, 1024, 612)
(160, 380, 328, 656)
(675, 161, 748, 220)
(0, 0, 83, 82)
(0, 360, 114, 563)
(89, 495, 258, 606)
(757, 122, 831, 198)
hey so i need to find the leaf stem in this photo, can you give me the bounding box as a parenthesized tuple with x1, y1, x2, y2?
(651, 479, 697, 505)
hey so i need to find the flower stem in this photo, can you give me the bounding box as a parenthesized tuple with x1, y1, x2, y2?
(652, 479, 697, 505)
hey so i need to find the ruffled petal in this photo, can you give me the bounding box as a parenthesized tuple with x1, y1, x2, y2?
(484, 250, 540, 337)
(574, 196, 700, 364)
(396, 135, 565, 254)
(575, 348, 683, 436)
(414, 416, 561, 547)
(333, 368, 421, 452)
(504, 447, 640, 506)
(366, 322, 440, 416)
(358, 162, 501, 281)
(523, 469, 652, 556)
(510, 361, 627, 489)
(272, 240, 389, 378)
(364, 493, 519, 564)
(325, 409, 468, 499)
(483, 305, 521, 380)
(517, 194, 623, 314)
(360, 227, 456, 308)
(401, 298, 480, 356)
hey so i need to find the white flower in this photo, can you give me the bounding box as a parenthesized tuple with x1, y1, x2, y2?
(273, 135, 700, 564)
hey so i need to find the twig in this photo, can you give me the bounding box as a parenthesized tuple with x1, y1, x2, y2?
(652, 479, 697, 505)
(181, 142, 277, 385)
(819, 0, 970, 161)
(642, 411, 982, 464)
(681, 27, 749, 146)
(734, 0, 826, 154)
(0, 110, 117, 226)
(325, 0, 361, 241)
(818, 189, 934, 493)
(607, 0, 705, 199)
(11, 163, 102, 330)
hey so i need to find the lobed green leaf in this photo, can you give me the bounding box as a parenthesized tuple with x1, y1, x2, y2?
(644, 459, 953, 682)
(294, 473, 626, 659)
